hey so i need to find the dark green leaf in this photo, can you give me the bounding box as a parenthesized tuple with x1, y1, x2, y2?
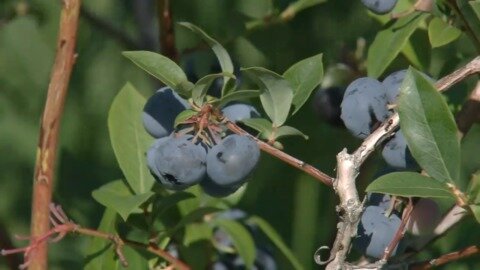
(109, 83, 155, 194)
(240, 118, 273, 138)
(213, 219, 256, 269)
(243, 67, 293, 126)
(178, 22, 234, 96)
(274, 126, 308, 140)
(366, 172, 454, 198)
(84, 208, 118, 270)
(468, 172, 480, 204)
(469, 204, 480, 223)
(283, 54, 323, 114)
(215, 90, 260, 108)
(367, 13, 427, 77)
(174, 109, 197, 128)
(248, 216, 304, 270)
(122, 51, 192, 95)
(461, 125, 480, 189)
(285, 0, 327, 14)
(192, 73, 235, 105)
(153, 191, 196, 218)
(183, 223, 213, 246)
(92, 180, 154, 221)
(428, 18, 461, 48)
(167, 207, 221, 237)
(398, 68, 460, 183)
(460, 0, 480, 41)
(236, 0, 272, 19)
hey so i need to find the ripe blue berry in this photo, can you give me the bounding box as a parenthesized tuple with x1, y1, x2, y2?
(382, 69, 407, 104)
(361, 0, 398, 14)
(200, 176, 241, 198)
(340, 77, 389, 138)
(382, 131, 418, 169)
(147, 135, 206, 190)
(143, 87, 189, 138)
(206, 134, 260, 187)
(354, 205, 403, 259)
(222, 103, 260, 122)
(312, 86, 345, 127)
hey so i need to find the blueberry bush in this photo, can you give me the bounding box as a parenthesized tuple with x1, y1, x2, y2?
(1, 0, 480, 269)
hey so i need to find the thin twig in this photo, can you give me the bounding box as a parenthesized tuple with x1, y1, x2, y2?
(124, 240, 190, 270)
(29, 1, 81, 269)
(410, 245, 480, 269)
(381, 199, 413, 261)
(226, 122, 334, 186)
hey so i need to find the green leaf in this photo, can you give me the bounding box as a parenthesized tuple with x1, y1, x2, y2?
(469, 204, 480, 223)
(428, 17, 462, 48)
(215, 90, 260, 108)
(398, 68, 460, 183)
(273, 126, 308, 140)
(366, 172, 454, 198)
(240, 118, 273, 138)
(236, 0, 272, 19)
(284, 0, 327, 14)
(84, 208, 119, 270)
(153, 191, 196, 218)
(167, 207, 221, 237)
(367, 13, 427, 78)
(461, 0, 480, 40)
(183, 223, 213, 246)
(243, 67, 293, 126)
(192, 73, 235, 105)
(461, 125, 480, 189)
(122, 51, 192, 95)
(213, 219, 256, 269)
(92, 180, 154, 221)
(467, 172, 480, 204)
(248, 216, 304, 270)
(283, 54, 323, 114)
(109, 83, 155, 194)
(174, 109, 197, 128)
(178, 22, 234, 96)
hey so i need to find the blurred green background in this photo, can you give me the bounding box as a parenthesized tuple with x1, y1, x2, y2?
(0, 0, 479, 269)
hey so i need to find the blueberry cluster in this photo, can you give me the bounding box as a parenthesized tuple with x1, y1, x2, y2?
(360, 0, 398, 15)
(340, 71, 419, 170)
(353, 193, 404, 258)
(212, 210, 277, 270)
(143, 87, 260, 197)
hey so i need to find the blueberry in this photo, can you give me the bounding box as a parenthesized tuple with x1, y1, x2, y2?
(312, 86, 345, 127)
(406, 198, 441, 236)
(382, 69, 407, 104)
(147, 135, 206, 190)
(354, 205, 403, 258)
(367, 193, 392, 211)
(340, 77, 389, 138)
(142, 87, 190, 138)
(206, 135, 260, 187)
(383, 70, 434, 104)
(222, 103, 260, 122)
(382, 131, 418, 169)
(361, 0, 398, 14)
(201, 176, 241, 198)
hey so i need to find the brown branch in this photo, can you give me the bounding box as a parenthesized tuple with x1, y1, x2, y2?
(410, 245, 480, 270)
(124, 240, 190, 270)
(226, 122, 334, 186)
(28, 1, 81, 269)
(158, 0, 178, 62)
